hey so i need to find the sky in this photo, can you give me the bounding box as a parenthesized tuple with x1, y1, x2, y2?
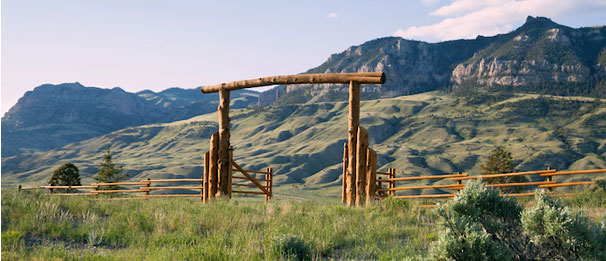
(2, 0, 606, 115)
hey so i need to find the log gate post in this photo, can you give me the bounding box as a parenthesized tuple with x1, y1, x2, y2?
(217, 89, 231, 197)
(347, 81, 360, 207)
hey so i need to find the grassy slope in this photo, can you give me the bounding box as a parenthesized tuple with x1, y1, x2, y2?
(2, 92, 605, 197)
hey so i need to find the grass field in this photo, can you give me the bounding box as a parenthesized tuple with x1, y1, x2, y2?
(2, 187, 605, 260)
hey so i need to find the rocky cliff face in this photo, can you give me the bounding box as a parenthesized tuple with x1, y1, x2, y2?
(259, 17, 606, 106)
(1, 83, 258, 156)
(451, 16, 606, 88)
(259, 37, 488, 106)
(452, 58, 591, 86)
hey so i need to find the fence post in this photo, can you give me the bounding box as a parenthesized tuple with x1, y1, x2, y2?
(203, 152, 210, 203)
(365, 148, 377, 205)
(209, 132, 219, 199)
(270, 168, 273, 199)
(546, 166, 553, 192)
(342, 143, 348, 204)
(18, 185, 22, 193)
(228, 146, 233, 198)
(356, 126, 369, 207)
(265, 168, 270, 203)
(217, 89, 231, 198)
(146, 178, 151, 196)
(389, 168, 396, 197)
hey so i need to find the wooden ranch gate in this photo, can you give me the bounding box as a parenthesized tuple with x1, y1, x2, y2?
(200, 72, 386, 206)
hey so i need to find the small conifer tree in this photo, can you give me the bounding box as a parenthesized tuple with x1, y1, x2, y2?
(94, 147, 128, 190)
(481, 146, 526, 192)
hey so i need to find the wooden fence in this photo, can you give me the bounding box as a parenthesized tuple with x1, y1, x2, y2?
(19, 163, 273, 202)
(372, 168, 606, 202)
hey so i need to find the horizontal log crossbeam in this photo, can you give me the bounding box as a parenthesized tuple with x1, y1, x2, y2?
(201, 72, 386, 93)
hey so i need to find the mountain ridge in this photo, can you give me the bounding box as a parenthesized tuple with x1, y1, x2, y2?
(258, 16, 606, 106)
(1, 83, 258, 156)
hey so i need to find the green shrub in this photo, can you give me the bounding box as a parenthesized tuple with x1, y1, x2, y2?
(431, 180, 529, 260)
(432, 181, 606, 260)
(522, 191, 604, 259)
(268, 234, 311, 260)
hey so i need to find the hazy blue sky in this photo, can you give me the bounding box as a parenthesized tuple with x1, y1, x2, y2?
(2, 0, 605, 114)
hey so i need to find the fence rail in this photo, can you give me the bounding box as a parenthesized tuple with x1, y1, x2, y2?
(376, 168, 605, 202)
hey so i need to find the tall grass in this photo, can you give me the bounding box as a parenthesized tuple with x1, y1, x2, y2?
(1, 191, 436, 260)
(4, 188, 604, 260)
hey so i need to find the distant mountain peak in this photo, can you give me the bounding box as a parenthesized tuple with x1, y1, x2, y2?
(521, 16, 562, 30)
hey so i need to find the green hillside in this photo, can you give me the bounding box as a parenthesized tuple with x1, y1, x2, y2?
(3, 92, 605, 194)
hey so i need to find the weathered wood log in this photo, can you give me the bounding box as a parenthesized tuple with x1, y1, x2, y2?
(355, 126, 368, 206)
(389, 168, 396, 196)
(142, 194, 203, 198)
(539, 181, 593, 188)
(268, 168, 273, 200)
(365, 148, 377, 205)
(451, 169, 556, 181)
(142, 186, 205, 190)
(209, 132, 219, 198)
(201, 72, 385, 93)
(342, 143, 348, 204)
(228, 146, 233, 198)
(540, 169, 606, 176)
(231, 190, 266, 195)
(387, 173, 467, 181)
(232, 176, 268, 182)
(376, 184, 463, 192)
(394, 194, 456, 199)
(265, 168, 269, 202)
(346, 81, 360, 207)
(203, 151, 209, 203)
(232, 169, 268, 174)
(217, 88, 230, 197)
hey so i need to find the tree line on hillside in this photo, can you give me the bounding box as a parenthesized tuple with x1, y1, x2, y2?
(449, 77, 606, 103)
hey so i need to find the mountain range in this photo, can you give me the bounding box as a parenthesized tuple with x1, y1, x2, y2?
(2, 16, 606, 188)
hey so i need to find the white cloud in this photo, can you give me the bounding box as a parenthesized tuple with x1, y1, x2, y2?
(397, 0, 606, 42)
(421, 0, 440, 6)
(327, 12, 337, 19)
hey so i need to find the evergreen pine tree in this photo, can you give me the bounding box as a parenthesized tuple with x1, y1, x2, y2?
(481, 147, 526, 192)
(94, 147, 128, 190)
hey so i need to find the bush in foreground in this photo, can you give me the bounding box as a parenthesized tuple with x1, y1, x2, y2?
(432, 180, 606, 260)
